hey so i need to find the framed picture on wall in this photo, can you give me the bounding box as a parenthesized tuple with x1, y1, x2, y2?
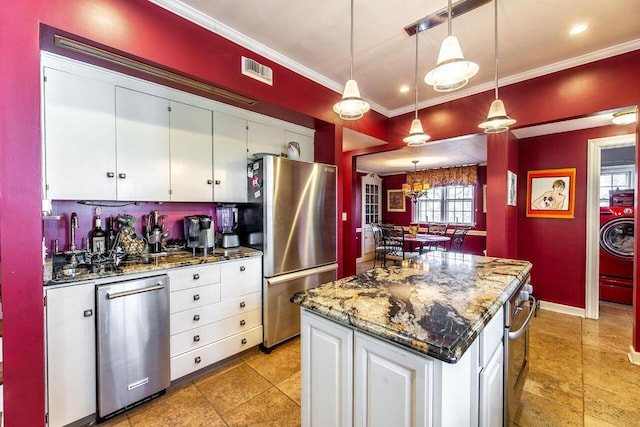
(526, 168, 576, 218)
(507, 170, 517, 206)
(387, 190, 406, 212)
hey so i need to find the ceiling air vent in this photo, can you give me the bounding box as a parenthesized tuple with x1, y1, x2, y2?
(242, 56, 273, 86)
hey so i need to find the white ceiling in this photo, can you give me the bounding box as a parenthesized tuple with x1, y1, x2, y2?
(151, 0, 640, 174)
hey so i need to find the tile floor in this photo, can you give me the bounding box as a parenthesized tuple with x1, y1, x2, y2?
(100, 261, 640, 427)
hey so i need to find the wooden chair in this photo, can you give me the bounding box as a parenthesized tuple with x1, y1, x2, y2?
(427, 223, 449, 251)
(448, 227, 471, 252)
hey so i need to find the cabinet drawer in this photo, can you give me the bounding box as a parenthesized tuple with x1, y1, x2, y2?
(168, 264, 221, 292)
(170, 326, 263, 381)
(170, 283, 220, 314)
(170, 292, 261, 335)
(170, 309, 261, 357)
(479, 307, 504, 367)
(220, 257, 262, 299)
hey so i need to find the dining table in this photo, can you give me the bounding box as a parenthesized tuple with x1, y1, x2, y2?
(404, 233, 451, 253)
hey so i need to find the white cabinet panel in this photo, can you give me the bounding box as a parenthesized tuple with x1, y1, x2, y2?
(213, 111, 248, 203)
(115, 87, 171, 201)
(301, 309, 353, 427)
(479, 345, 504, 427)
(43, 67, 117, 200)
(167, 264, 221, 293)
(170, 283, 221, 314)
(247, 120, 286, 158)
(46, 282, 96, 427)
(285, 130, 314, 162)
(220, 257, 261, 299)
(170, 101, 213, 201)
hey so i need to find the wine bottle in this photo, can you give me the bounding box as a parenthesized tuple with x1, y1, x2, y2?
(105, 216, 116, 252)
(91, 213, 106, 254)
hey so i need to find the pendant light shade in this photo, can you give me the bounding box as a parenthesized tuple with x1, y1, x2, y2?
(333, 79, 370, 120)
(333, 0, 369, 120)
(478, 0, 515, 133)
(404, 27, 430, 146)
(612, 110, 637, 125)
(425, 0, 478, 93)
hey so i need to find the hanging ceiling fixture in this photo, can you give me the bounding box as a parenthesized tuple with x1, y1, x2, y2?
(424, 0, 479, 92)
(612, 110, 638, 125)
(402, 160, 430, 202)
(333, 0, 370, 120)
(478, 0, 516, 133)
(404, 27, 431, 147)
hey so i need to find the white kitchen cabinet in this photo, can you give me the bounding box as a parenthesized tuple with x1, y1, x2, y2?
(170, 101, 214, 202)
(115, 87, 171, 201)
(354, 331, 432, 427)
(45, 282, 96, 427)
(247, 120, 286, 159)
(42, 67, 117, 200)
(301, 309, 353, 427)
(478, 308, 504, 427)
(213, 111, 248, 203)
(168, 258, 263, 381)
(285, 130, 314, 162)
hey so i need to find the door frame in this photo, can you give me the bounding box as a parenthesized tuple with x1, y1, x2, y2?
(585, 133, 636, 319)
(360, 173, 382, 262)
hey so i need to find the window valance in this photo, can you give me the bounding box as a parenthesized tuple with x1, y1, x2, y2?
(407, 165, 478, 188)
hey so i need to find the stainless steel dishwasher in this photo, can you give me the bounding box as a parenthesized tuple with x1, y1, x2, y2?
(96, 275, 170, 421)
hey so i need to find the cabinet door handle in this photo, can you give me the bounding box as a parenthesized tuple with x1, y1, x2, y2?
(106, 172, 115, 178)
(207, 179, 213, 185)
(193, 294, 200, 301)
(193, 314, 200, 321)
(239, 301, 246, 308)
(194, 356, 202, 364)
(118, 173, 126, 179)
(241, 338, 247, 345)
(240, 319, 246, 326)
(193, 335, 200, 342)
(83, 309, 93, 317)
(193, 273, 200, 280)
(215, 180, 221, 185)
(240, 266, 246, 272)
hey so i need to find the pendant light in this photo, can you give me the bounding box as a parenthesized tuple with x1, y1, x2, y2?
(333, 0, 370, 120)
(425, 0, 479, 92)
(402, 160, 430, 202)
(478, 0, 516, 133)
(404, 27, 431, 147)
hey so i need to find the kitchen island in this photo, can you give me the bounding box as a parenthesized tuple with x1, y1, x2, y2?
(291, 252, 532, 427)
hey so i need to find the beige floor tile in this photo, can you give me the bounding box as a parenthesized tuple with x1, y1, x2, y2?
(583, 345, 640, 391)
(582, 320, 632, 353)
(99, 413, 131, 427)
(128, 385, 225, 427)
(511, 390, 583, 427)
(530, 311, 582, 341)
(222, 387, 301, 427)
(276, 371, 302, 406)
(584, 383, 640, 427)
(584, 414, 622, 427)
(524, 364, 583, 412)
(196, 362, 272, 415)
(125, 380, 195, 418)
(244, 337, 301, 384)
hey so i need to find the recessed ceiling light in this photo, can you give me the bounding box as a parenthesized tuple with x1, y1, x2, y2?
(569, 24, 588, 35)
(399, 85, 410, 93)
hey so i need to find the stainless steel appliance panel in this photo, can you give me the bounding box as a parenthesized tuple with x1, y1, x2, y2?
(250, 156, 337, 277)
(97, 275, 170, 419)
(263, 263, 337, 348)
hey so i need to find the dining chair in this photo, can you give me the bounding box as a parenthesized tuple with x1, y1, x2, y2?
(371, 223, 389, 268)
(427, 223, 449, 251)
(448, 227, 471, 252)
(384, 226, 420, 265)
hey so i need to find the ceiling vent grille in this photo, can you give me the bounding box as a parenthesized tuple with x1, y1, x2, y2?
(242, 56, 273, 85)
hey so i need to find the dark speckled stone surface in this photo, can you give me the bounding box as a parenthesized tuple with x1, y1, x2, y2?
(291, 252, 532, 363)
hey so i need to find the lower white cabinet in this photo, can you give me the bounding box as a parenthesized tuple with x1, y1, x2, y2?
(168, 257, 263, 380)
(45, 282, 96, 427)
(301, 308, 504, 427)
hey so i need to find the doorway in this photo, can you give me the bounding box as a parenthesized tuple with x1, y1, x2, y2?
(360, 173, 382, 262)
(585, 133, 636, 319)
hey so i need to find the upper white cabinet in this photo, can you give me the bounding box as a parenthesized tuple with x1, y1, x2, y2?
(247, 120, 286, 158)
(43, 67, 117, 200)
(213, 111, 248, 203)
(285, 130, 314, 162)
(115, 87, 171, 201)
(170, 101, 213, 202)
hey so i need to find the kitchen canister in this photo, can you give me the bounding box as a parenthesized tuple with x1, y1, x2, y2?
(287, 141, 300, 160)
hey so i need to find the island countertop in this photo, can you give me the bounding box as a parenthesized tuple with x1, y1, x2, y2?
(291, 252, 532, 363)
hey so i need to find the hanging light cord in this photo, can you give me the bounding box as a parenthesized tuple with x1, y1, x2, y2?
(414, 25, 419, 119)
(349, 0, 354, 80)
(447, 0, 453, 36)
(493, 0, 499, 100)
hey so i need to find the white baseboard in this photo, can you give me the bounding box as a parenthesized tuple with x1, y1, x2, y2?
(538, 300, 586, 318)
(629, 345, 640, 365)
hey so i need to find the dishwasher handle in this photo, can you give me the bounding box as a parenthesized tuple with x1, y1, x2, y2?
(107, 284, 166, 300)
(508, 296, 536, 340)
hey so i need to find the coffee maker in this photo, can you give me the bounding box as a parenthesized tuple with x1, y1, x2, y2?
(216, 205, 240, 248)
(183, 215, 215, 253)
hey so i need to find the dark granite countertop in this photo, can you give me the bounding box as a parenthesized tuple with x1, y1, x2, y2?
(291, 252, 532, 363)
(44, 246, 262, 286)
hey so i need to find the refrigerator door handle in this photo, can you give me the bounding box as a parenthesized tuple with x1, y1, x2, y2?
(266, 263, 339, 285)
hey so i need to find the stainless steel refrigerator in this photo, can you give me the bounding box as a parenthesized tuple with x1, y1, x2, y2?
(246, 155, 338, 351)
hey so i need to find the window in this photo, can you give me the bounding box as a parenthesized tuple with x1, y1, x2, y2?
(600, 166, 634, 207)
(414, 184, 475, 225)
